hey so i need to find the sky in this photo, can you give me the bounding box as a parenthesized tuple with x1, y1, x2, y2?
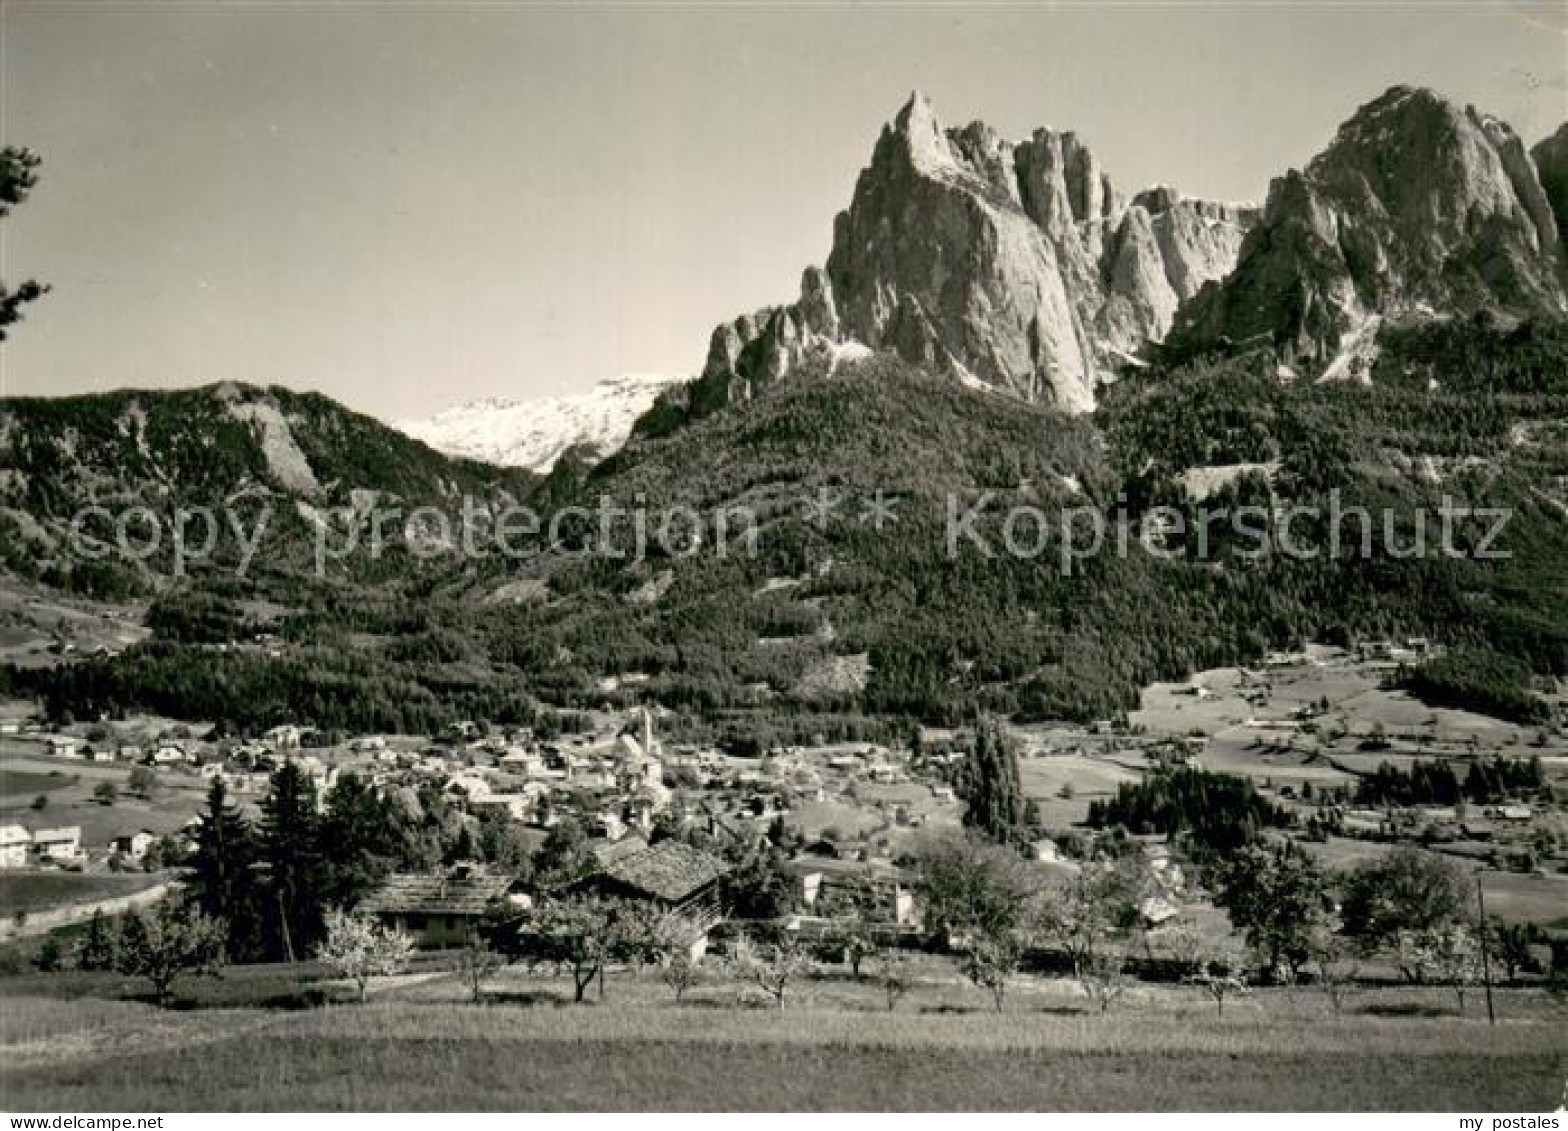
(1, 2, 1564, 423)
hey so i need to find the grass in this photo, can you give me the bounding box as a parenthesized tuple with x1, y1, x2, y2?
(1477, 871, 1568, 926)
(0, 962, 1562, 1111)
(1, 994, 1559, 1111)
(1018, 753, 1140, 826)
(0, 748, 210, 847)
(0, 872, 164, 917)
(0, 768, 78, 798)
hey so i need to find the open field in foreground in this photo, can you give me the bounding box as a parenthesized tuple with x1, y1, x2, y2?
(1, 975, 1563, 1111)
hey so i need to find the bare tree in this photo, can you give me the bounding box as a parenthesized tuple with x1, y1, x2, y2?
(733, 934, 809, 1009)
(1034, 858, 1145, 1010)
(489, 895, 660, 1003)
(1486, 918, 1540, 985)
(958, 930, 1020, 1012)
(660, 948, 701, 1004)
(834, 920, 878, 979)
(1080, 947, 1133, 1013)
(652, 912, 710, 1004)
(457, 933, 504, 1004)
(879, 949, 913, 1012)
(1402, 924, 1482, 1012)
(1189, 944, 1251, 1016)
(1307, 925, 1360, 1014)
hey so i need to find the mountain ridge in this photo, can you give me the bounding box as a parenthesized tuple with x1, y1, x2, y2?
(2, 83, 1565, 731)
(629, 85, 1567, 443)
(0, 380, 537, 594)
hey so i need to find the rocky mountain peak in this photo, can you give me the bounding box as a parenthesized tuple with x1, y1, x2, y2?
(889, 90, 955, 175)
(1170, 86, 1567, 374)
(691, 93, 1257, 414)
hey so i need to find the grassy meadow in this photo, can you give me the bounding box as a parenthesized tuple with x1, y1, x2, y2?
(1, 958, 1563, 1111)
(0, 740, 211, 850)
(0, 872, 164, 919)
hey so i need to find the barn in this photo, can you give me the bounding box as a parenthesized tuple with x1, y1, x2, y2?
(573, 839, 728, 915)
(360, 863, 514, 949)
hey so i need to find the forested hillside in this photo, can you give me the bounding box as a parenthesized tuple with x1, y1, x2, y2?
(0, 382, 536, 595)
(8, 321, 1564, 735)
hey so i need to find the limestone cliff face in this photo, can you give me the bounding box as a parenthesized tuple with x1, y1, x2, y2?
(697, 267, 842, 409)
(695, 92, 1255, 413)
(825, 95, 1100, 408)
(1169, 87, 1568, 371)
(1532, 122, 1568, 260)
(1097, 189, 1256, 356)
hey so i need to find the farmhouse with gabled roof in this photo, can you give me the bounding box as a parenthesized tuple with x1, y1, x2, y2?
(574, 839, 728, 913)
(360, 862, 514, 948)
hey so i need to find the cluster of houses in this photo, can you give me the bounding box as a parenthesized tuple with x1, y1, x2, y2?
(2, 702, 1284, 961)
(1356, 637, 1434, 664)
(357, 836, 929, 952)
(0, 718, 335, 871)
(351, 821, 1195, 954)
(327, 712, 950, 949)
(9, 701, 1220, 951)
(4, 704, 934, 890)
(0, 823, 83, 868)
(16, 721, 321, 781)
(347, 710, 934, 848)
(0, 822, 163, 872)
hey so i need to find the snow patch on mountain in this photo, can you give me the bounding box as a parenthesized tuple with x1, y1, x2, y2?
(396, 374, 682, 471)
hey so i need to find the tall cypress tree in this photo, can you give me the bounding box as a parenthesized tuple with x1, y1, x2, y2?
(962, 719, 1025, 846)
(187, 777, 262, 961)
(258, 762, 327, 962)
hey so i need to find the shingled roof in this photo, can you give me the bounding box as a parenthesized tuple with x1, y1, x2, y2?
(592, 834, 650, 867)
(360, 864, 511, 916)
(596, 840, 727, 904)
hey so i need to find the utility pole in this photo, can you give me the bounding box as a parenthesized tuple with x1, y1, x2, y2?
(1476, 874, 1495, 1026)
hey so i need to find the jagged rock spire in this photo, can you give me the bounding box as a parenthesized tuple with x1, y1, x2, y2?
(693, 90, 1255, 412)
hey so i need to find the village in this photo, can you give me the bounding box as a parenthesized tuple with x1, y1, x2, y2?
(0, 640, 1563, 960)
(0, 697, 950, 943)
(0, 609, 1565, 1114)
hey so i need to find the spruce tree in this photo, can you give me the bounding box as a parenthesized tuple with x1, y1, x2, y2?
(258, 762, 327, 962)
(1, 148, 49, 338)
(187, 777, 262, 961)
(320, 772, 401, 909)
(962, 719, 1025, 845)
(77, 908, 118, 971)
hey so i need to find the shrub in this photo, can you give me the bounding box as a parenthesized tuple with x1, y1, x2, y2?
(113, 902, 225, 1006)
